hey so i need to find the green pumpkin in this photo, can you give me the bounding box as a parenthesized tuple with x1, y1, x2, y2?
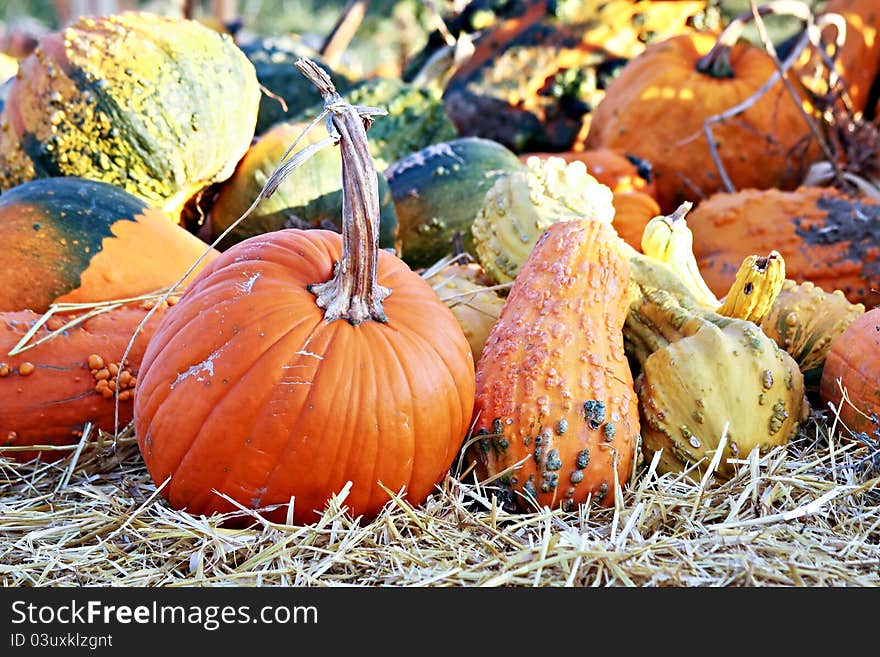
(207, 120, 399, 252)
(0, 12, 260, 223)
(385, 137, 524, 269)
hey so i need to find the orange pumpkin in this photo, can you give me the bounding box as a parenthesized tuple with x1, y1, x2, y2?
(586, 26, 820, 212)
(467, 219, 638, 512)
(133, 60, 476, 526)
(687, 186, 880, 308)
(820, 307, 880, 441)
(441, 1, 709, 153)
(612, 190, 663, 251)
(1, 299, 175, 461)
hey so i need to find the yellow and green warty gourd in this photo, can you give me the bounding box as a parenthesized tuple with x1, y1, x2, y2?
(638, 200, 865, 397)
(471, 155, 615, 284)
(639, 201, 720, 308)
(0, 12, 260, 223)
(760, 280, 865, 394)
(469, 153, 808, 481)
(636, 201, 788, 327)
(624, 280, 809, 481)
(715, 251, 786, 326)
(424, 261, 505, 363)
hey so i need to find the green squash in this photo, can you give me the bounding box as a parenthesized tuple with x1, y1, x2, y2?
(239, 34, 354, 136)
(385, 137, 524, 269)
(294, 76, 458, 171)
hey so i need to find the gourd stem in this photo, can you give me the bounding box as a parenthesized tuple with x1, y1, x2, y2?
(296, 58, 390, 325)
(666, 200, 693, 226)
(695, 0, 811, 77)
(624, 309, 670, 364)
(716, 251, 786, 324)
(625, 285, 710, 365)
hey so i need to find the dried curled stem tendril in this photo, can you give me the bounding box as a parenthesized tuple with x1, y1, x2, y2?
(294, 57, 391, 326)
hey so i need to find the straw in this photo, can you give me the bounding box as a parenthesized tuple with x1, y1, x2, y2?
(1, 409, 878, 587)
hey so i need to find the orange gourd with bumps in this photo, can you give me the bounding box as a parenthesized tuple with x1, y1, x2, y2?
(467, 218, 638, 511)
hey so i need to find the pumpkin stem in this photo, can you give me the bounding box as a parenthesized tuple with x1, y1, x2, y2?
(295, 58, 391, 325)
(696, 0, 811, 77)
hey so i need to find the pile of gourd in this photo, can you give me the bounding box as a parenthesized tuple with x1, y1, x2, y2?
(0, 0, 877, 525)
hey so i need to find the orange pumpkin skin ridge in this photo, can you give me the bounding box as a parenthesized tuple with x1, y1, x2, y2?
(468, 220, 638, 511)
(0, 301, 171, 461)
(820, 307, 880, 441)
(133, 228, 476, 526)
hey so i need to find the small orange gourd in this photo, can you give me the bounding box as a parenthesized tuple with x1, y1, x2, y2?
(820, 307, 880, 441)
(1, 299, 176, 461)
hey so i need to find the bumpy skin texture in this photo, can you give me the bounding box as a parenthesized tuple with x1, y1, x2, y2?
(0, 177, 217, 314)
(687, 186, 880, 308)
(426, 262, 505, 363)
(586, 32, 819, 213)
(522, 148, 658, 243)
(0, 300, 173, 461)
(0, 12, 260, 221)
(134, 229, 476, 526)
(206, 120, 398, 252)
(386, 137, 524, 269)
(761, 279, 865, 394)
(715, 252, 786, 325)
(472, 155, 615, 284)
(523, 148, 657, 197)
(797, 0, 880, 115)
(626, 285, 808, 481)
(820, 307, 880, 441)
(468, 220, 638, 512)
